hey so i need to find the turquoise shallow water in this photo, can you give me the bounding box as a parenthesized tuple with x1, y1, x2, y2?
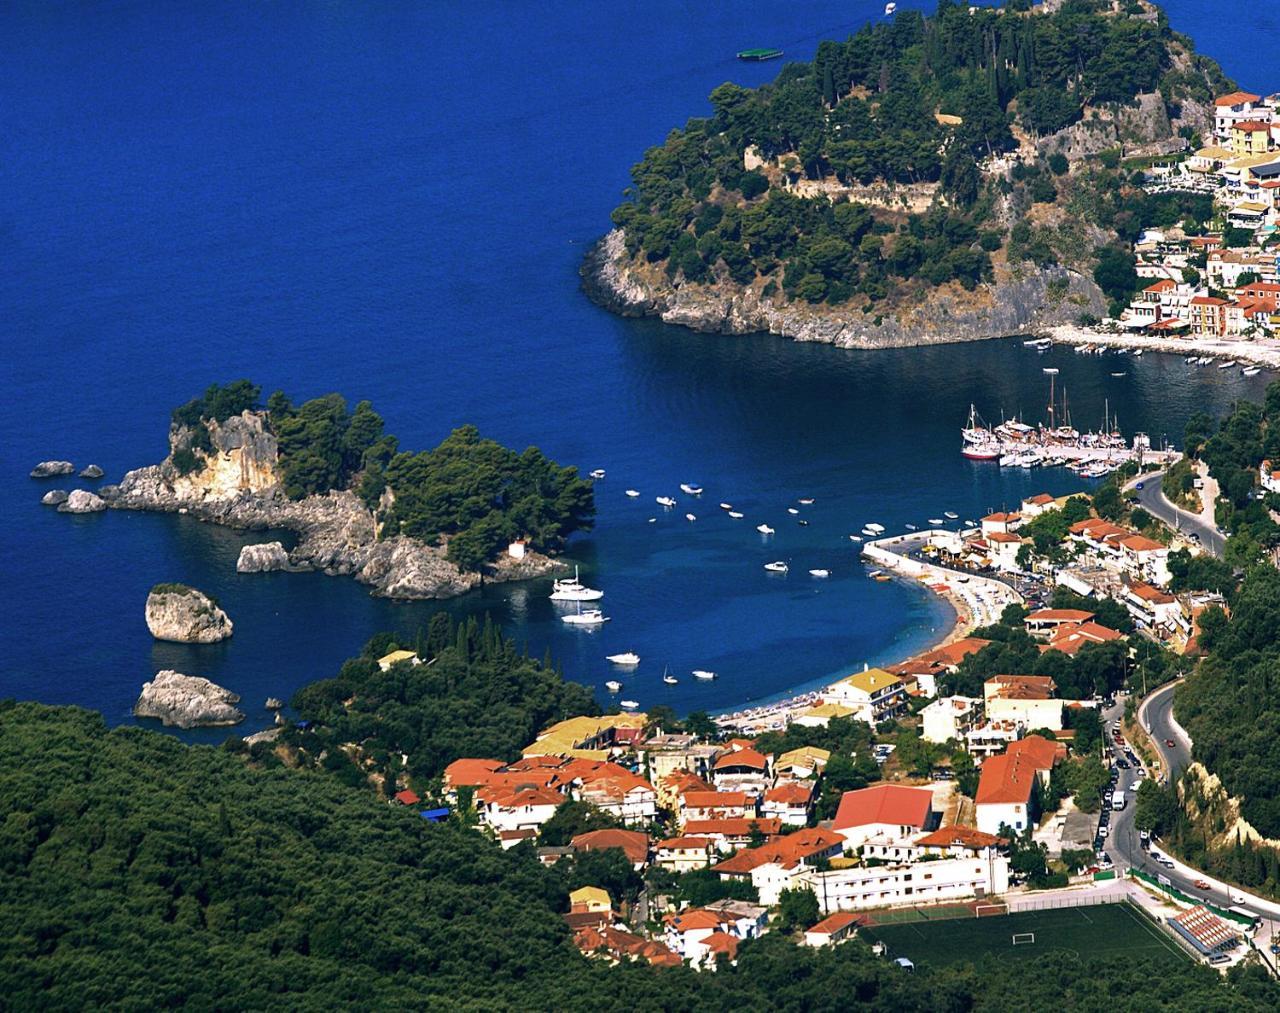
(1, 0, 1273, 741)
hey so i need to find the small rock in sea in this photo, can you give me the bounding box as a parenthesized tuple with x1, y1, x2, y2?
(57, 490, 106, 513)
(30, 460, 75, 478)
(79, 464, 105, 479)
(41, 490, 70, 506)
(236, 542, 289, 573)
(145, 583, 234, 643)
(133, 670, 245, 729)
(265, 697, 284, 710)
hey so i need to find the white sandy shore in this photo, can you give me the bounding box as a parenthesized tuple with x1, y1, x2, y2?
(1042, 324, 1280, 369)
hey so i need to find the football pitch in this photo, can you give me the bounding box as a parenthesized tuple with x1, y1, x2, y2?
(862, 902, 1191, 968)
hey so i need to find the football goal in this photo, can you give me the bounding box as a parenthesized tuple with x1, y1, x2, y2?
(1012, 932, 1036, 946)
(974, 903, 1008, 918)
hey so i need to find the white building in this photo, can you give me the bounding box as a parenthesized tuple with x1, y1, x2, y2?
(1262, 459, 1280, 494)
(921, 695, 981, 745)
(824, 668, 907, 725)
(800, 854, 1010, 915)
(983, 675, 1063, 731)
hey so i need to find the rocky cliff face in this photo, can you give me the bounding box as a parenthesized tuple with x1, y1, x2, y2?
(236, 542, 290, 573)
(582, 229, 1106, 349)
(103, 411, 563, 600)
(134, 670, 245, 729)
(145, 585, 234, 643)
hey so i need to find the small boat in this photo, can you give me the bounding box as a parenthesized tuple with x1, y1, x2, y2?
(589, 469, 606, 480)
(1110, 372, 1127, 377)
(884, 2, 896, 14)
(809, 568, 830, 578)
(962, 445, 1000, 461)
(928, 518, 944, 525)
(607, 652, 640, 666)
(797, 519, 809, 526)
(728, 511, 744, 519)
(757, 523, 774, 534)
(1218, 360, 1236, 369)
(656, 496, 676, 508)
(764, 561, 789, 572)
(605, 681, 622, 692)
(692, 669, 717, 680)
(620, 699, 639, 709)
(944, 511, 958, 519)
(625, 489, 640, 497)
(905, 523, 918, 531)
(562, 608, 610, 626)
(686, 513, 697, 522)
(719, 502, 733, 510)
(663, 674, 678, 685)
(1042, 367, 1059, 375)
(550, 566, 603, 602)
(648, 517, 656, 523)
(860, 527, 877, 537)
(787, 507, 799, 515)
(867, 569, 883, 578)
(736, 47, 783, 61)
(865, 523, 885, 533)
(1243, 366, 1261, 376)
(1185, 356, 1197, 364)
(680, 483, 703, 495)
(798, 498, 814, 505)
(848, 534, 862, 542)
(1132, 349, 1143, 357)
(874, 574, 892, 582)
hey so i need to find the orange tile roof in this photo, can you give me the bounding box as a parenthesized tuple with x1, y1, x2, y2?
(916, 826, 1005, 849)
(713, 827, 843, 874)
(664, 770, 714, 794)
(713, 747, 768, 771)
(682, 790, 748, 809)
(1234, 120, 1272, 132)
(987, 674, 1057, 700)
(1006, 734, 1065, 769)
(1025, 608, 1094, 624)
(394, 789, 420, 806)
(808, 911, 860, 935)
(484, 786, 566, 808)
(832, 784, 934, 831)
(974, 752, 1037, 806)
(682, 817, 783, 838)
(1120, 534, 1165, 552)
(571, 829, 650, 865)
(987, 531, 1022, 543)
(443, 758, 505, 786)
(702, 931, 740, 958)
(1131, 582, 1175, 603)
(1143, 280, 1177, 293)
(982, 511, 1021, 523)
(664, 909, 726, 932)
(656, 836, 714, 851)
(764, 782, 815, 805)
(893, 638, 991, 675)
(1216, 91, 1261, 106)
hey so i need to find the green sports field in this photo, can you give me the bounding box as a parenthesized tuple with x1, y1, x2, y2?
(862, 902, 1191, 968)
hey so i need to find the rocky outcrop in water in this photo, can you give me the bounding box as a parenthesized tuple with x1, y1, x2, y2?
(101, 410, 565, 600)
(581, 229, 1106, 349)
(79, 464, 105, 479)
(58, 490, 106, 513)
(236, 541, 290, 573)
(41, 490, 69, 506)
(133, 670, 244, 729)
(31, 461, 74, 478)
(145, 584, 234, 643)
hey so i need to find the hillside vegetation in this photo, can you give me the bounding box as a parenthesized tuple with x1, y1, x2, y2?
(610, 0, 1230, 315)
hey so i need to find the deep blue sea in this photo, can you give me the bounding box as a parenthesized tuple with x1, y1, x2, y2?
(2, 1, 1275, 742)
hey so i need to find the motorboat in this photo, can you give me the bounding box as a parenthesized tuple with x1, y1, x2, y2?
(692, 669, 717, 680)
(884, 2, 896, 14)
(550, 566, 603, 601)
(625, 489, 640, 497)
(562, 608, 609, 626)
(860, 527, 877, 537)
(680, 483, 703, 495)
(1042, 367, 1059, 375)
(1132, 349, 1143, 357)
(865, 523, 885, 533)
(1110, 372, 1126, 377)
(757, 523, 774, 534)
(589, 469, 606, 479)
(686, 513, 697, 522)
(1243, 366, 1262, 376)
(728, 511, 744, 519)
(719, 502, 733, 510)
(787, 507, 799, 515)
(797, 519, 809, 526)
(1218, 360, 1236, 369)
(764, 561, 789, 572)
(944, 511, 958, 519)
(962, 444, 1000, 461)
(928, 518, 944, 525)
(1185, 356, 1197, 364)
(905, 523, 917, 530)
(607, 652, 640, 666)
(620, 699, 639, 709)
(867, 569, 883, 578)
(798, 498, 814, 505)
(605, 680, 622, 692)
(809, 568, 830, 578)
(656, 496, 677, 508)
(848, 534, 862, 542)
(648, 517, 656, 523)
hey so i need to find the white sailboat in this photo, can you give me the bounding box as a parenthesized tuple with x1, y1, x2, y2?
(680, 483, 703, 495)
(662, 667, 678, 685)
(656, 496, 677, 508)
(728, 511, 744, 519)
(686, 513, 697, 522)
(620, 699, 639, 709)
(625, 489, 640, 497)
(809, 568, 830, 578)
(562, 606, 610, 626)
(757, 523, 774, 534)
(764, 560, 789, 572)
(550, 566, 603, 602)
(607, 652, 640, 666)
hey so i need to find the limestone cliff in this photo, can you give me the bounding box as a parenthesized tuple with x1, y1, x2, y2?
(582, 229, 1106, 349)
(103, 411, 564, 600)
(134, 670, 245, 729)
(145, 584, 234, 643)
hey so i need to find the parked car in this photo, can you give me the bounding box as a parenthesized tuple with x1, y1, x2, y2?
(1194, 879, 1210, 890)
(1165, 738, 1176, 748)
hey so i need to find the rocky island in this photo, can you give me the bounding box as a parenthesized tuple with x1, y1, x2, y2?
(133, 670, 245, 728)
(99, 382, 594, 600)
(583, 0, 1232, 348)
(145, 583, 234, 643)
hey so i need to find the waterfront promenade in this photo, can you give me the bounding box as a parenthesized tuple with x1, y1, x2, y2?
(1044, 324, 1280, 369)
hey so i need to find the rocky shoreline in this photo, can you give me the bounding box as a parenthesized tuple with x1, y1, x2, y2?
(581, 228, 1107, 350)
(97, 412, 566, 601)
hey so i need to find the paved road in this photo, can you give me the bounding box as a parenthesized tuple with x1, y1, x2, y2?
(1140, 680, 1191, 778)
(1130, 473, 1226, 558)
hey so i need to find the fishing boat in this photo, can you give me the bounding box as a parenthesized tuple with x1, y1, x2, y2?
(1218, 360, 1236, 369)
(736, 47, 783, 61)
(1243, 366, 1262, 376)
(1110, 372, 1127, 377)
(680, 483, 704, 495)
(550, 566, 603, 602)
(605, 681, 622, 692)
(728, 511, 744, 519)
(686, 513, 697, 522)
(620, 699, 639, 709)
(764, 560, 789, 572)
(589, 469, 606, 479)
(798, 497, 815, 505)
(787, 507, 799, 515)
(607, 652, 640, 666)
(962, 444, 1000, 461)
(625, 489, 640, 497)
(757, 523, 774, 534)
(692, 669, 717, 681)
(719, 502, 733, 510)
(944, 511, 958, 519)
(562, 607, 609, 626)
(656, 495, 676, 508)
(809, 568, 830, 578)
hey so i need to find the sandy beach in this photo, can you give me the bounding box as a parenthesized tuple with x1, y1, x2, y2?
(1043, 324, 1280, 369)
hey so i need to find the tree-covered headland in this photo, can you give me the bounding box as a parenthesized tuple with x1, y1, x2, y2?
(610, 0, 1231, 315)
(169, 381, 595, 572)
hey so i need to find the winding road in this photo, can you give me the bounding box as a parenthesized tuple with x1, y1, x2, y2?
(1129, 472, 1226, 558)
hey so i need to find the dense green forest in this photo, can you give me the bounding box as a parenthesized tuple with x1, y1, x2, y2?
(609, 0, 1230, 312)
(287, 618, 599, 789)
(169, 382, 595, 572)
(8, 702, 1280, 1008)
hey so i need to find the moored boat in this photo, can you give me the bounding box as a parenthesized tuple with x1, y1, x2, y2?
(692, 669, 717, 680)
(562, 607, 609, 626)
(625, 489, 640, 497)
(605, 680, 622, 692)
(757, 523, 774, 534)
(764, 560, 788, 572)
(620, 699, 639, 709)
(809, 568, 830, 578)
(736, 47, 783, 61)
(607, 652, 640, 666)
(729, 511, 744, 518)
(550, 566, 603, 602)
(589, 469, 606, 479)
(656, 495, 676, 508)
(680, 483, 703, 495)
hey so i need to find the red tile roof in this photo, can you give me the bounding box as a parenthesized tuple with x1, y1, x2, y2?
(714, 828, 844, 875)
(393, 789, 421, 806)
(1233, 120, 1272, 132)
(808, 911, 860, 935)
(1215, 91, 1261, 106)
(702, 931, 740, 959)
(892, 638, 991, 676)
(682, 817, 783, 839)
(1120, 534, 1165, 552)
(484, 786, 565, 808)
(1025, 608, 1094, 624)
(571, 829, 650, 865)
(975, 735, 1060, 807)
(915, 826, 1004, 849)
(443, 758, 504, 786)
(1044, 620, 1124, 655)
(764, 782, 815, 805)
(656, 836, 714, 851)
(832, 784, 934, 831)
(1007, 734, 1065, 769)
(713, 747, 768, 771)
(987, 674, 1057, 700)
(682, 790, 748, 809)
(664, 909, 726, 932)
(987, 531, 1022, 543)
(982, 511, 1021, 523)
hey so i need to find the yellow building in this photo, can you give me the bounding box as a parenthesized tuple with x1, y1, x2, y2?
(522, 713, 648, 760)
(792, 702, 856, 728)
(569, 886, 612, 913)
(825, 668, 907, 725)
(377, 649, 420, 672)
(1230, 121, 1274, 158)
(775, 746, 832, 779)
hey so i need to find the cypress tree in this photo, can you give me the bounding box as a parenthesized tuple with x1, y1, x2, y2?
(822, 64, 836, 108)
